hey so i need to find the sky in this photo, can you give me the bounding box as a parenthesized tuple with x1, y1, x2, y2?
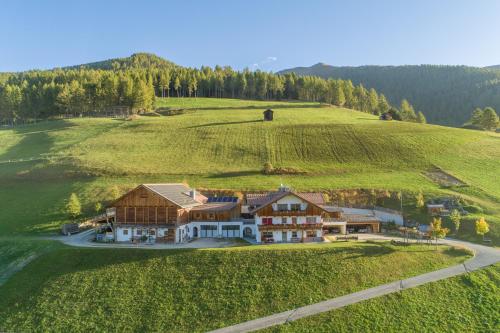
(1, 0, 500, 72)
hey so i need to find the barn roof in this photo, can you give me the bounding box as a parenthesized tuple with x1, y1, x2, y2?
(142, 183, 203, 208)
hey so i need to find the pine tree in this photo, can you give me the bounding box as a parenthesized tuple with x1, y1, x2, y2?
(449, 209, 461, 233)
(417, 111, 427, 124)
(95, 202, 103, 214)
(66, 193, 82, 219)
(470, 107, 484, 126)
(400, 99, 417, 121)
(415, 191, 425, 208)
(368, 88, 379, 114)
(377, 94, 390, 114)
(480, 107, 499, 130)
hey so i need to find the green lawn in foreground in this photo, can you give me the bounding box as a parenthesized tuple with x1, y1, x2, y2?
(0, 98, 498, 241)
(263, 263, 500, 333)
(0, 242, 470, 332)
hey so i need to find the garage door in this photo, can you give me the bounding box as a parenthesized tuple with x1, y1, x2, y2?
(222, 225, 240, 238)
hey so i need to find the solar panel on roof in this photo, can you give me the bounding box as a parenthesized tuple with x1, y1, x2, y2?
(206, 196, 237, 203)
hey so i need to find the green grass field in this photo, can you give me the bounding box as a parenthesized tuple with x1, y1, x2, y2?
(263, 263, 500, 333)
(0, 242, 470, 332)
(0, 98, 498, 242)
(0, 97, 497, 332)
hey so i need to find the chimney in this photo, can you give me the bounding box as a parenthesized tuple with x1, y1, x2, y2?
(189, 189, 196, 201)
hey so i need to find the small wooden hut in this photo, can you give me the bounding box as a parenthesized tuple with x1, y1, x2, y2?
(263, 109, 274, 121)
(379, 112, 393, 121)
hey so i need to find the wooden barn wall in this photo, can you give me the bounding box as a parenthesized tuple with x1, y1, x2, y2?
(113, 186, 182, 224)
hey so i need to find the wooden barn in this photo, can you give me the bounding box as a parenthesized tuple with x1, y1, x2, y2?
(111, 184, 206, 243)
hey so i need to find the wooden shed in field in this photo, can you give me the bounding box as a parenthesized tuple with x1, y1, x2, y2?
(263, 109, 274, 121)
(379, 112, 393, 121)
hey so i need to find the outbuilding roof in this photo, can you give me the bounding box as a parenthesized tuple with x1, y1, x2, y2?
(142, 184, 203, 208)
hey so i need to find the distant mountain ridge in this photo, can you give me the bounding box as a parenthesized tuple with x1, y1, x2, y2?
(279, 63, 500, 126)
(64, 52, 177, 70)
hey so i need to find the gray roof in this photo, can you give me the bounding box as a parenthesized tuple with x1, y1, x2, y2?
(143, 184, 202, 208)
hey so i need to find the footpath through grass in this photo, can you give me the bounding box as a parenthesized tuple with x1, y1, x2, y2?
(264, 263, 500, 333)
(0, 242, 470, 332)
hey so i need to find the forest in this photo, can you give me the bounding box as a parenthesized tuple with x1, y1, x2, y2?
(0, 53, 422, 125)
(279, 63, 500, 126)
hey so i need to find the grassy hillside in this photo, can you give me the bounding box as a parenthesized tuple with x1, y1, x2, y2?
(264, 263, 500, 333)
(0, 98, 499, 241)
(279, 63, 500, 126)
(0, 242, 470, 332)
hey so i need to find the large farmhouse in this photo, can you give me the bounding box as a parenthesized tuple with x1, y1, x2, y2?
(108, 183, 383, 244)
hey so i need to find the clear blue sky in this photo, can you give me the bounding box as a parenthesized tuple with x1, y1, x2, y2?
(1, 0, 500, 72)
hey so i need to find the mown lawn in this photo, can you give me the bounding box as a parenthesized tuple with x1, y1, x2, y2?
(263, 263, 500, 333)
(0, 97, 498, 240)
(0, 239, 63, 286)
(155, 97, 319, 109)
(0, 242, 470, 332)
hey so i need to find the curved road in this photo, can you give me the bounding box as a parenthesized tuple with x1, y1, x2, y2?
(208, 238, 500, 333)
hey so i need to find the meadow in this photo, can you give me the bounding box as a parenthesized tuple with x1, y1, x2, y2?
(0, 98, 498, 241)
(0, 242, 470, 332)
(264, 263, 500, 333)
(0, 97, 497, 332)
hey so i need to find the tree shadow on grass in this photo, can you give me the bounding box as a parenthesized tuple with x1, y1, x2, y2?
(207, 170, 262, 178)
(185, 120, 263, 129)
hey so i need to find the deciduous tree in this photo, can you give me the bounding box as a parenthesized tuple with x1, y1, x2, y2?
(475, 217, 489, 240)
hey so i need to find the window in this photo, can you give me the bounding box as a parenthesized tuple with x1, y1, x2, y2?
(290, 204, 301, 211)
(123, 229, 129, 235)
(222, 225, 240, 230)
(277, 204, 288, 211)
(306, 217, 317, 224)
(149, 229, 156, 236)
(291, 217, 297, 224)
(292, 231, 298, 238)
(281, 217, 287, 224)
(263, 231, 273, 239)
(306, 230, 315, 237)
(136, 229, 142, 236)
(262, 217, 273, 225)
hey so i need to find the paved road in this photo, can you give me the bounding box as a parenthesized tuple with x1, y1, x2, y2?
(209, 238, 500, 333)
(51, 229, 245, 249)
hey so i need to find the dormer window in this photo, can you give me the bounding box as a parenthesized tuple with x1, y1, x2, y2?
(290, 204, 301, 211)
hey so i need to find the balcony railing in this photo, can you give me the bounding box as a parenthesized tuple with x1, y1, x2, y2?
(258, 223, 323, 231)
(322, 218, 346, 224)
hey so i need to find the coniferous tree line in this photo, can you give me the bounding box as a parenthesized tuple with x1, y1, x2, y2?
(0, 53, 422, 125)
(280, 63, 500, 126)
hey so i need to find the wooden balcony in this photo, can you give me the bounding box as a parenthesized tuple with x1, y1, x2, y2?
(258, 223, 323, 231)
(268, 210, 307, 216)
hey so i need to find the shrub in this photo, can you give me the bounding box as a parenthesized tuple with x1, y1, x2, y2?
(263, 162, 274, 174)
(464, 204, 483, 214)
